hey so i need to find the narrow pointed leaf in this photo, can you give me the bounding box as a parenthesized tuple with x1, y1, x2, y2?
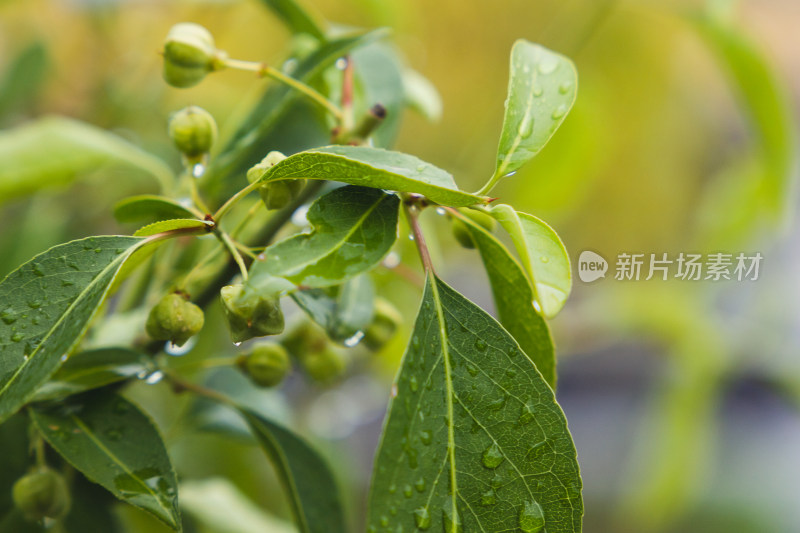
(30, 390, 181, 530)
(32, 348, 152, 401)
(133, 218, 212, 237)
(457, 212, 556, 387)
(490, 204, 571, 318)
(0, 117, 173, 202)
(241, 409, 347, 533)
(485, 41, 577, 194)
(249, 186, 399, 287)
(258, 0, 326, 40)
(0, 236, 145, 423)
(250, 146, 486, 207)
(368, 275, 582, 532)
(114, 195, 198, 224)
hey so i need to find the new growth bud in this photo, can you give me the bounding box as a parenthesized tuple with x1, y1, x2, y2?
(246, 151, 305, 210)
(237, 342, 290, 387)
(145, 293, 205, 347)
(168, 106, 217, 161)
(162, 22, 227, 88)
(12, 469, 71, 522)
(221, 284, 285, 343)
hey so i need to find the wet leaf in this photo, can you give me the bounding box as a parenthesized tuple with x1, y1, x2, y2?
(133, 219, 212, 237)
(490, 204, 571, 318)
(30, 390, 181, 530)
(0, 236, 145, 424)
(368, 275, 582, 532)
(251, 145, 485, 207)
(456, 211, 556, 387)
(249, 186, 399, 287)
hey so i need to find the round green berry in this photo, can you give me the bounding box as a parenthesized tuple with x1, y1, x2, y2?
(12, 469, 71, 521)
(239, 342, 290, 387)
(145, 293, 204, 347)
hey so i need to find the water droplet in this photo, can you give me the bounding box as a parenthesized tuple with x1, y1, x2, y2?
(551, 104, 567, 120)
(413, 506, 431, 530)
(442, 505, 462, 533)
(558, 81, 573, 94)
(505, 368, 517, 378)
(416, 164, 426, 172)
(412, 336, 420, 351)
(532, 85, 543, 97)
(474, 339, 487, 352)
(335, 57, 348, 70)
(518, 500, 545, 532)
(540, 256, 550, 263)
(28, 300, 42, 309)
(435, 207, 446, 216)
(144, 371, 164, 385)
(343, 330, 364, 347)
(482, 442, 504, 469)
(503, 170, 517, 178)
(1, 309, 17, 325)
(415, 477, 426, 492)
(480, 488, 497, 506)
(466, 364, 479, 377)
(389, 506, 397, 516)
(382, 251, 401, 268)
(32, 264, 44, 277)
(60, 354, 68, 362)
(105, 428, 123, 441)
(165, 337, 196, 356)
(487, 394, 507, 411)
(113, 401, 130, 415)
(94, 248, 102, 253)
(517, 113, 534, 138)
(233, 341, 242, 347)
(490, 472, 505, 488)
(11, 333, 24, 343)
(538, 58, 558, 74)
(61, 280, 74, 287)
(409, 376, 419, 392)
(403, 484, 413, 498)
(192, 163, 206, 178)
(408, 233, 415, 241)
(420, 430, 432, 445)
(519, 401, 536, 424)
(388, 483, 397, 494)
(532, 300, 542, 313)
(379, 515, 389, 527)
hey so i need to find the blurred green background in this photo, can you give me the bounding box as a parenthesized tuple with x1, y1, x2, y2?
(1, 0, 798, 532)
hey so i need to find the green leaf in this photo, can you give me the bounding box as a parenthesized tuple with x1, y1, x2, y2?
(292, 275, 375, 344)
(211, 29, 390, 192)
(114, 195, 199, 224)
(403, 68, 443, 122)
(252, 146, 485, 207)
(0, 41, 48, 122)
(249, 186, 399, 288)
(693, 15, 798, 219)
(490, 204, 571, 318)
(0, 117, 173, 203)
(350, 42, 406, 147)
(0, 236, 146, 424)
(457, 211, 556, 388)
(133, 219, 212, 237)
(30, 390, 181, 530)
(32, 348, 152, 401)
(240, 409, 347, 533)
(368, 275, 582, 532)
(479, 41, 577, 195)
(258, 0, 326, 40)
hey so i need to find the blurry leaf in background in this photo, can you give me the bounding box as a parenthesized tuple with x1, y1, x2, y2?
(0, 117, 173, 203)
(0, 41, 49, 124)
(402, 67, 443, 123)
(292, 274, 375, 344)
(180, 478, 296, 533)
(114, 195, 200, 225)
(259, 0, 326, 40)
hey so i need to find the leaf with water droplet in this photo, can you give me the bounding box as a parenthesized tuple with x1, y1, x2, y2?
(0, 236, 146, 424)
(30, 390, 181, 529)
(249, 145, 486, 207)
(241, 409, 347, 533)
(133, 218, 212, 237)
(368, 275, 582, 532)
(488, 204, 571, 319)
(250, 186, 399, 288)
(480, 41, 577, 195)
(454, 209, 556, 386)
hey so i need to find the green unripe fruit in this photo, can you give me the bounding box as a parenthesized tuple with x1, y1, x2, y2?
(12, 469, 71, 521)
(168, 106, 217, 159)
(281, 320, 344, 382)
(247, 152, 305, 210)
(162, 22, 226, 88)
(221, 284, 285, 343)
(362, 298, 403, 352)
(238, 342, 290, 387)
(146, 293, 205, 347)
(451, 208, 497, 249)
